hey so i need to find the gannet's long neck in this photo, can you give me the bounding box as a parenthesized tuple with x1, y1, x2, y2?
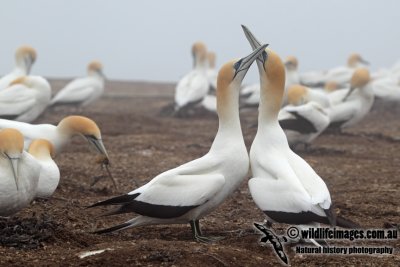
(258, 75, 284, 125)
(210, 81, 243, 151)
(14, 57, 29, 75)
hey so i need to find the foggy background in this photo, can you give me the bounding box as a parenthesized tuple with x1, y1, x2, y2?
(0, 0, 399, 83)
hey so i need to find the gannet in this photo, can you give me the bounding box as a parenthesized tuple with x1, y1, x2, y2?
(50, 61, 105, 107)
(301, 53, 369, 87)
(0, 76, 51, 122)
(328, 68, 374, 129)
(28, 139, 60, 198)
(242, 26, 357, 239)
(174, 42, 209, 114)
(0, 129, 40, 216)
(0, 46, 37, 91)
(89, 44, 268, 242)
(285, 84, 330, 108)
(371, 75, 400, 102)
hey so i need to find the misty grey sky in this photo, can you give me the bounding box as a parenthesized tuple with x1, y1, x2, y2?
(1, 0, 399, 83)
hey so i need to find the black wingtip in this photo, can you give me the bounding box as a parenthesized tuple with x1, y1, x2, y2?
(87, 193, 140, 209)
(92, 222, 132, 234)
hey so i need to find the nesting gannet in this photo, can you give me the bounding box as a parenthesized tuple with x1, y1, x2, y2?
(28, 139, 60, 198)
(371, 75, 400, 102)
(0, 46, 37, 91)
(89, 45, 268, 242)
(174, 42, 209, 113)
(285, 84, 330, 108)
(242, 26, 357, 237)
(207, 51, 218, 92)
(0, 76, 51, 122)
(51, 61, 105, 107)
(328, 68, 374, 129)
(0, 129, 40, 216)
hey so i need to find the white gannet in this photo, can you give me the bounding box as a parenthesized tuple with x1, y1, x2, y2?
(0, 46, 37, 91)
(206, 51, 218, 92)
(241, 83, 260, 106)
(328, 68, 374, 129)
(0, 129, 40, 216)
(242, 26, 357, 238)
(285, 84, 330, 108)
(0, 76, 51, 122)
(278, 85, 330, 148)
(89, 45, 268, 242)
(371, 75, 400, 102)
(50, 61, 105, 107)
(300, 53, 369, 87)
(284, 56, 300, 90)
(200, 94, 217, 113)
(28, 139, 60, 198)
(174, 42, 209, 114)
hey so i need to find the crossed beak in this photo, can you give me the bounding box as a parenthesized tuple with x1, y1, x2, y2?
(233, 44, 269, 80)
(241, 25, 268, 67)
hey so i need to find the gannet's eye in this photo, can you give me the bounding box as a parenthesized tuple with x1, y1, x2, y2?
(233, 59, 242, 71)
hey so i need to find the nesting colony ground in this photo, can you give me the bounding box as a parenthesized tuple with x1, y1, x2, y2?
(0, 80, 399, 266)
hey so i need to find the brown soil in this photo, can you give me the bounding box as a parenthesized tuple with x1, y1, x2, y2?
(0, 80, 399, 266)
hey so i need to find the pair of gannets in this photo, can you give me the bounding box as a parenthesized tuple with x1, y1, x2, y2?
(90, 44, 269, 242)
(0, 127, 60, 216)
(328, 68, 374, 129)
(0, 46, 37, 91)
(0, 76, 51, 122)
(51, 61, 106, 107)
(174, 42, 210, 113)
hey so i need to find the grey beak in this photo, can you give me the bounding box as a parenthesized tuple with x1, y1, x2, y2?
(97, 70, 107, 79)
(360, 58, 369, 65)
(241, 25, 268, 65)
(233, 44, 269, 80)
(342, 87, 356, 101)
(7, 155, 19, 190)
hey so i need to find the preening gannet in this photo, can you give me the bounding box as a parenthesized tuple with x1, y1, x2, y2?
(51, 61, 106, 107)
(0, 129, 40, 216)
(328, 68, 374, 129)
(0, 46, 37, 91)
(28, 139, 60, 198)
(89, 44, 268, 242)
(242, 26, 358, 243)
(0, 76, 51, 122)
(174, 42, 209, 113)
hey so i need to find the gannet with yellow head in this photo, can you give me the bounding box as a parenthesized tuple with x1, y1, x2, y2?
(50, 60, 106, 107)
(0, 76, 51, 122)
(0, 46, 37, 91)
(0, 128, 40, 216)
(0, 115, 114, 186)
(174, 41, 210, 115)
(328, 67, 374, 129)
(242, 26, 358, 247)
(28, 139, 60, 198)
(89, 44, 268, 242)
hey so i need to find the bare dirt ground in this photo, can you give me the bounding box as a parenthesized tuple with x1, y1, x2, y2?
(0, 80, 399, 266)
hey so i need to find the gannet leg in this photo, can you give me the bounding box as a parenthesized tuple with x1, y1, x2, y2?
(190, 220, 224, 243)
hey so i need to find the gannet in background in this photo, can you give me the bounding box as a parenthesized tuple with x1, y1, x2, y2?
(240, 83, 260, 107)
(0, 46, 37, 91)
(206, 51, 218, 92)
(371, 75, 400, 102)
(0, 129, 40, 216)
(200, 94, 217, 113)
(242, 26, 357, 245)
(50, 61, 106, 107)
(300, 53, 369, 87)
(89, 45, 268, 242)
(323, 81, 340, 93)
(0, 76, 51, 122)
(28, 139, 60, 198)
(284, 56, 300, 89)
(174, 42, 209, 114)
(285, 84, 330, 108)
(279, 85, 330, 148)
(328, 68, 374, 129)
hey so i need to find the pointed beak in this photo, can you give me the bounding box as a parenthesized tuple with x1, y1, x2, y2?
(97, 70, 107, 80)
(360, 57, 369, 65)
(6, 155, 20, 190)
(87, 136, 109, 160)
(342, 87, 356, 101)
(241, 25, 268, 66)
(233, 44, 269, 80)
